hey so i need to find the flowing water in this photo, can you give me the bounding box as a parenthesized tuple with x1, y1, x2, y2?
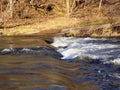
(52, 37, 120, 89)
(52, 37, 120, 65)
(0, 36, 120, 90)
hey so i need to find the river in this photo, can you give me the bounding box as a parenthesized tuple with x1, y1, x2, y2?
(0, 36, 120, 90)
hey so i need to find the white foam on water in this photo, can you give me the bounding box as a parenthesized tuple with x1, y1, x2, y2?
(1, 48, 14, 53)
(110, 73, 120, 79)
(52, 37, 120, 80)
(104, 59, 120, 65)
(21, 48, 31, 52)
(52, 37, 75, 48)
(52, 37, 120, 60)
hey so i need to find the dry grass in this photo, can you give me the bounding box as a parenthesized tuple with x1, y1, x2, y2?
(75, 19, 110, 27)
(0, 17, 79, 36)
(0, 0, 119, 36)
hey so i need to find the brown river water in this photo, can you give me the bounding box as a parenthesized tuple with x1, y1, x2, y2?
(0, 36, 120, 90)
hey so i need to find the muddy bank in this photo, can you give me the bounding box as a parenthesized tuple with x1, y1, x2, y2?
(61, 23, 120, 38)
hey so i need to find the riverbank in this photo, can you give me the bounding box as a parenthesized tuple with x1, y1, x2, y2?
(0, 17, 79, 36)
(0, 0, 120, 37)
(61, 23, 120, 38)
(0, 16, 120, 37)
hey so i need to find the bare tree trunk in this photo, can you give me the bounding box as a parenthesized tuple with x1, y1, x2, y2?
(9, 0, 13, 18)
(66, 0, 70, 17)
(99, 0, 103, 11)
(71, 0, 76, 13)
(0, 1, 3, 26)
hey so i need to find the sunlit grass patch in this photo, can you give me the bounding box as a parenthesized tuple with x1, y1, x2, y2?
(75, 19, 110, 27)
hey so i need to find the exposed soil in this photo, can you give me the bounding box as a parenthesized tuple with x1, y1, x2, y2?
(61, 23, 120, 38)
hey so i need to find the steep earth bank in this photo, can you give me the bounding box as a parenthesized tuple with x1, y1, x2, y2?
(61, 23, 120, 38)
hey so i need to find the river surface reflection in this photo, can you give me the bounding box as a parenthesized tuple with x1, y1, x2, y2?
(0, 56, 99, 90)
(0, 36, 120, 90)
